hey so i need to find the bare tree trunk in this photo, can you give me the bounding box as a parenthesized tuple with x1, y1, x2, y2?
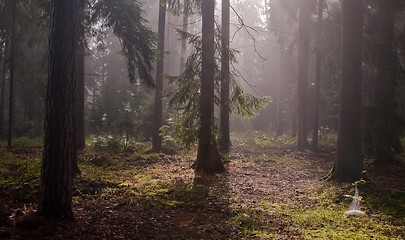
(180, 0, 189, 73)
(152, 0, 166, 152)
(276, 42, 284, 136)
(37, 0, 78, 220)
(219, 0, 231, 152)
(311, 0, 324, 151)
(296, 0, 311, 150)
(372, 0, 403, 164)
(0, 36, 7, 137)
(7, 0, 16, 149)
(196, 0, 225, 173)
(72, 0, 86, 176)
(331, 0, 363, 182)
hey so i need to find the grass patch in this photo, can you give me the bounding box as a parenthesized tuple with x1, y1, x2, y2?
(231, 208, 263, 233)
(0, 152, 41, 187)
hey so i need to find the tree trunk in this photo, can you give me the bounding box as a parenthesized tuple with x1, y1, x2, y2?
(73, 53, 84, 175)
(311, 0, 324, 151)
(7, 0, 16, 148)
(372, 0, 403, 164)
(276, 42, 284, 137)
(73, 55, 84, 147)
(73, 0, 86, 176)
(219, 0, 231, 152)
(152, 0, 166, 152)
(331, 0, 363, 182)
(75, 0, 86, 151)
(296, 0, 311, 150)
(0, 36, 7, 137)
(180, 0, 189, 73)
(37, 0, 78, 220)
(196, 0, 225, 173)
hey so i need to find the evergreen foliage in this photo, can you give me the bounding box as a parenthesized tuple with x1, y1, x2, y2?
(163, 29, 269, 147)
(91, 0, 156, 88)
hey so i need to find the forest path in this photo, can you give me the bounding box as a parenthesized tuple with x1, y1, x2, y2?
(1, 145, 404, 239)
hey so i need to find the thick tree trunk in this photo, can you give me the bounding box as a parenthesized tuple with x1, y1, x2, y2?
(373, 0, 403, 164)
(311, 0, 324, 151)
(152, 0, 166, 152)
(180, 0, 189, 72)
(196, 0, 225, 173)
(296, 0, 311, 150)
(37, 0, 78, 220)
(219, 0, 231, 152)
(7, 0, 16, 148)
(332, 0, 363, 182)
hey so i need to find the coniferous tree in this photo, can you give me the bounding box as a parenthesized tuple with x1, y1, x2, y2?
(180, 0, 189, 72)
(296, 0, 312, 150)
(218, 0, 231, 152)
(311, 0, 324, 150)
(152, 0, 167, 152)
(38, 0, 78, 219)
(370, 0, 404, 164)
(195, 0, 225, 173)
(0, 36, 7, 137)
(7, 0, 16, 148)
(331, 0, 364, 182)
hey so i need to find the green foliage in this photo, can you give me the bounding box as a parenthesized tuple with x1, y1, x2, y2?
(0, 152, 41, 187)
(90, 134, 123, 152)
(163, 29, 269, 147)
(91, 0, 156, 87)
(231, 208, 262, 232)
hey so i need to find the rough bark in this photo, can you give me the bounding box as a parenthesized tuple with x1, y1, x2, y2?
(37, 0, 78, 220)
(332, 0, 363, 182)
(311, 0, 324, 151)
(152, 0, 166, 152)
(195, 0, 225, 173)
(296, 0, 311, 150)
(218, 0, 231, 152)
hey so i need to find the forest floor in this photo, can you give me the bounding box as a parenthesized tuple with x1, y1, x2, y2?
(0, 134, 404, 239)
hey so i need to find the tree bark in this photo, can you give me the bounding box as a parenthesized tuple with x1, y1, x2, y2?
(72, 0, 86, 176)
(7, 0, 16, 148)
(75, 0, 86, 151)
(219, 0, 231, 152)
(276, 42, 284, 137)
(332, 0, 363, 182)
(0, 36, 7, 137)
(311, 0, 324, 151)
(37, 0, 78, 220)
(372, 0, 403, 164)
(152, 0, 166, 152)
(296, 0, 311, 150)
(196, 0, 225, 173)
(180, 0, 189, 73)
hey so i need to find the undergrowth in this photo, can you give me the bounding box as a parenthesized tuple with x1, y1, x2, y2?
(0, 134, 404, 239)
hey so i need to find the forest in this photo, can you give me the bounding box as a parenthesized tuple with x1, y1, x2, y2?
(0, 0, 404, 239)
